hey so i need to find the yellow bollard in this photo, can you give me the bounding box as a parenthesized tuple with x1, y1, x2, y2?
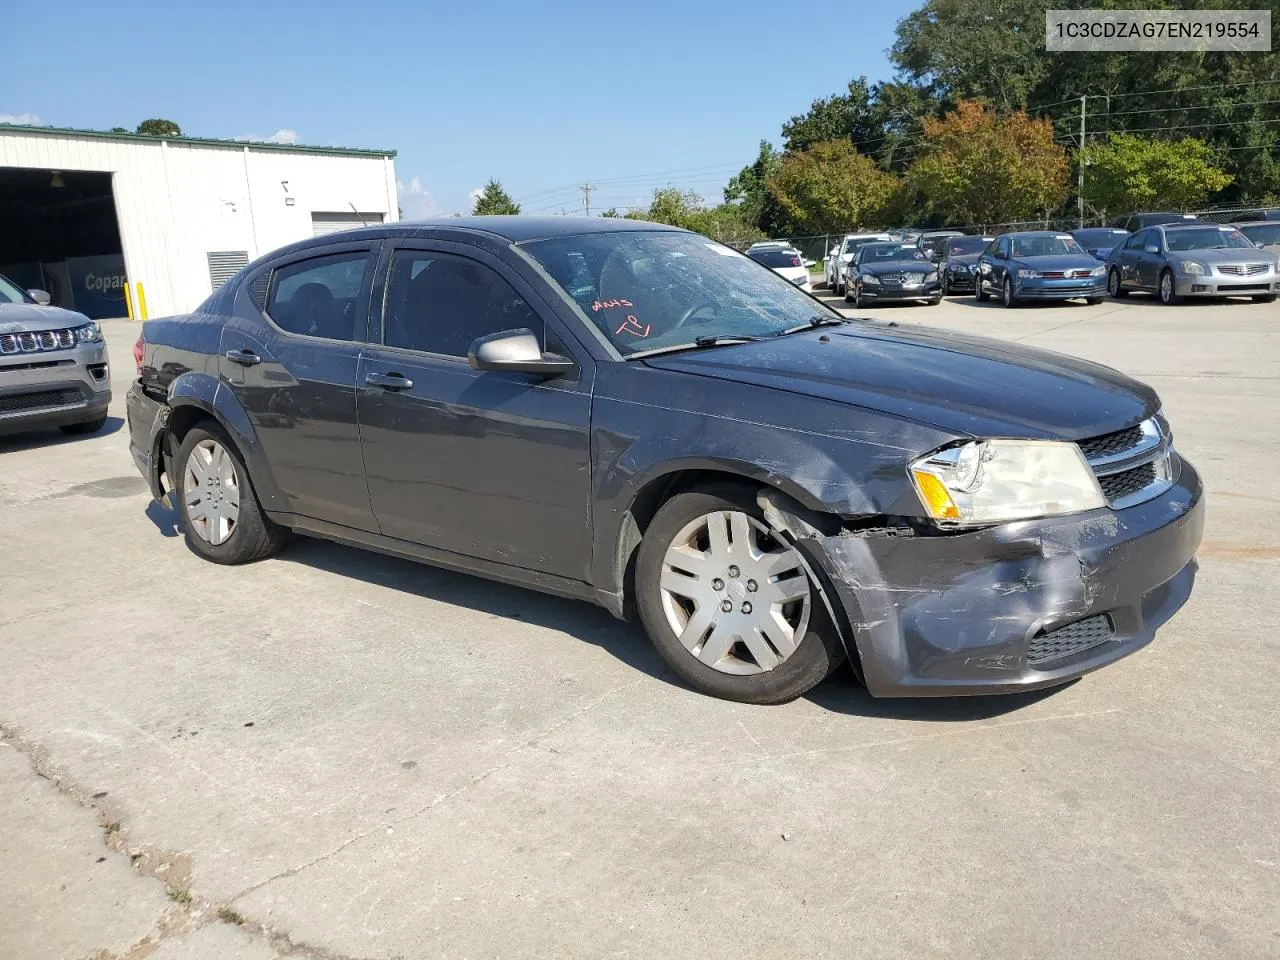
(136, 283, 148, 321)
(123, 283, 135, 320)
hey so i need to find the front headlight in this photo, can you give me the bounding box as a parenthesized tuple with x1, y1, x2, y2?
(862, 273, 880, 285)
(910, 439, 1105, 526)
(75, 322, 103, 343)
(1090, 264, 1106, 277)
(1016, 269, 1040, 279)
(1180, 260, 1208, 275)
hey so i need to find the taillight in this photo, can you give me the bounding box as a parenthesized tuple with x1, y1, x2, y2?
(133, 333, 145, 374)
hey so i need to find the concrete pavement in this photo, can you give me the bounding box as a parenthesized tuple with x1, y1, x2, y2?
(1, 295, 1277, 959)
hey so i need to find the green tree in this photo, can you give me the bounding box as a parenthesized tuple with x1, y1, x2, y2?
(471, 178, 521, 215)
(766, 139, 899, 234)
(600, 208, 620, 218)
(135, 118, 182, 136)
(1083, 135, 1233, 215)
(626, 187, 763, 244)
(908, 101, 1068, 226)
(109, 127, 129, 134)
(781, 77, 882, 153)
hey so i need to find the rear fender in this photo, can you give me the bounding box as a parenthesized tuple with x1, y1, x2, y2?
(165, 372, 287, 512)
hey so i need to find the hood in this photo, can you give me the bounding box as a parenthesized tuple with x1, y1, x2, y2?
(945, 253, 981, 266)
(1169, 246, 1279, 264)
(1011, 254, 1100, 272)
(643, 322, 1157, 440)
(861, 259, 930, 275)
(0, 302, 92, 333)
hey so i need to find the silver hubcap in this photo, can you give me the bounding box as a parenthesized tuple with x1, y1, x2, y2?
(659, 511, 811, 676)
(182, 439, 240, 546)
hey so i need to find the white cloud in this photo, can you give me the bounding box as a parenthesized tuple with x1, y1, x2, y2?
(234, 128, 300, 144)
(397, 176, 442, 220)
(0, 112, 43, 126)
(468, 187, 485, 211)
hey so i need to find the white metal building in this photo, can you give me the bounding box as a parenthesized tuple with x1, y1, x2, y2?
(0, 124, 398, 319)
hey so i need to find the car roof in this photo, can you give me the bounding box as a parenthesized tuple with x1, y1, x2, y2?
(1003, 230, 1077, 238)
(291, 215, 684, 250)
(1160, 222, 1231, 231)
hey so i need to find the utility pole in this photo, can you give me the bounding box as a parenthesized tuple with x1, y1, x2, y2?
(1078, 95, 1087, 229)
(580, 183, 595, 217)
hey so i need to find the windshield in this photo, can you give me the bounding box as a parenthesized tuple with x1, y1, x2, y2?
(1010, 235, 1087, 258)
(945, 237, 988, 256)
(0, 274, 30, 304)
(1165, 227, 1254, 251)
(1238, 223, 1280, 245)
(523, 231, 836, 357)
(748, 249, 803, 268)
(1072, 229, 1127, 249)
(858, 243, 924, 264)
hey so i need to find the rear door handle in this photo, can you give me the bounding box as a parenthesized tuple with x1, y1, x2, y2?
(225, 348, 261, 366)
(365, 371, 414, 390)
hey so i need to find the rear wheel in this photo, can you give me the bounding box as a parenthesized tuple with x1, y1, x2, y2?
(635, 486, 842, 704)
(1108, 268, 1127, 298)
(60, 413, 108, 435)
(174, 423, 289, 564)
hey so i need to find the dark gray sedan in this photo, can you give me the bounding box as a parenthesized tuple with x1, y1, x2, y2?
(1106, 223, 1280, 303)
(126, 218, 1202, 704)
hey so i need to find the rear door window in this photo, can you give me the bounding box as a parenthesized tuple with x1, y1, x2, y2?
(267, 252, 371, 341)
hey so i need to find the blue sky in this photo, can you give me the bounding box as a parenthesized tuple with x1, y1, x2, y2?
(0, 0, 917, 217)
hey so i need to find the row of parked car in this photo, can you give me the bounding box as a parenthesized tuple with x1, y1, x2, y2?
(814, 212, 1280, 308)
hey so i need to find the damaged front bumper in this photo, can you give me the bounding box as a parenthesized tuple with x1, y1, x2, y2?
(768, 455, 1204, 697)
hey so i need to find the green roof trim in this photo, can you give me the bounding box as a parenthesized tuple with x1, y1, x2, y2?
(0, 123, 396, 158)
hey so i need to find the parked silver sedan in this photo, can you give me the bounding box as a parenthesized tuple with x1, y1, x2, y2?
(1106, 223, 1280, 304)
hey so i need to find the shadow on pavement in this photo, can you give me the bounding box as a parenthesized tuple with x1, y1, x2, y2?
(267, 535, 1060, 722)
(0, 415, 124, 453)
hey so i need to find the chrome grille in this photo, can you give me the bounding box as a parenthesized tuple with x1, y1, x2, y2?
(0, 326, 80, 354)
(1078, 416, 1173, 509)
(1218, 263, 1270, 276)
(1028, 615, 1114, 666)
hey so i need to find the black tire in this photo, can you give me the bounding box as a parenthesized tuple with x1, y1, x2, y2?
(173, 422, 289, 565)
(1252, 294, 1277, 303)
(834, 277, 845, 297)
(1107, 268, 1128, 298)
(1085, 296, 1104, 305)
(852, 282, 863, 309)
(844, 280, 854, 304)
(1158, 269, 1178, 305)
(635, 485, 843, 704)
(927, 296, 942, 305)
(975, 278, 989, 302)
(60, 413, 108, 435)
(1002, 276, 1019, 308)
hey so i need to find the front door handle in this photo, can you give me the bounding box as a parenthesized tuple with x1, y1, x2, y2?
(365, 371, 414, 390)
(225, 348, 261, 366)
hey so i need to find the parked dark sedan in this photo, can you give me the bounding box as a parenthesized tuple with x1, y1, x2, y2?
(127, 218, 1202, 705)
(975, 232, 1108, 307)
(934, 235, 994, 294)
(1071, 227, 1129, 262)
(845, 242, 942, 307)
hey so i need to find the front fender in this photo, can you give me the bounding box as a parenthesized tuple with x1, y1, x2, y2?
(166, 373, 287, 512)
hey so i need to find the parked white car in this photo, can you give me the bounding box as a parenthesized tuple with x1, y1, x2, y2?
(747, 247, 812, 292)
(824, 233, 893, 295)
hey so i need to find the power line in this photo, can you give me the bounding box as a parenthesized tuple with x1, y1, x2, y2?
(1101, 77, 1280, 102)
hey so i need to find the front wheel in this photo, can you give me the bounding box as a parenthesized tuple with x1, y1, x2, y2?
(1085, 296, 1104, 305)
(635, 487, 843, 704)
(975, 277, 990, 302)
(1108, 268, 1128, 298)
(60, 413, 108, 435)
(174, 423, 289, 565)
(1002, 277, 1019, 308)
(1158, 269, 1178, 305)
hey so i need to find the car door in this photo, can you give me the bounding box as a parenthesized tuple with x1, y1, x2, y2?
(1132, 229, 1163, 289)
(982, 237, 1011, 292)
(218, 241, 379, 532)
(356, 240, 594, 581)
(1116, 230, 1147, 289)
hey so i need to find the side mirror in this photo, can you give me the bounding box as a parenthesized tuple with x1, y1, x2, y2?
(468, 328, 575, 378)
(1144, 244, 1160, 254)
(27, 289, 51, 306)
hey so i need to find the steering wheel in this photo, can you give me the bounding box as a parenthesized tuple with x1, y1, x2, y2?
(673, 303, 717, 329)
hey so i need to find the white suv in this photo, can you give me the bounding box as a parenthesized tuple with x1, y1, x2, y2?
(825, 233, 892, 295)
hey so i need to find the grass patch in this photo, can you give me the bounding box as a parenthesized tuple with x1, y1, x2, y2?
(217, 907, 246, 925)
(167, 888, 191, 904)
